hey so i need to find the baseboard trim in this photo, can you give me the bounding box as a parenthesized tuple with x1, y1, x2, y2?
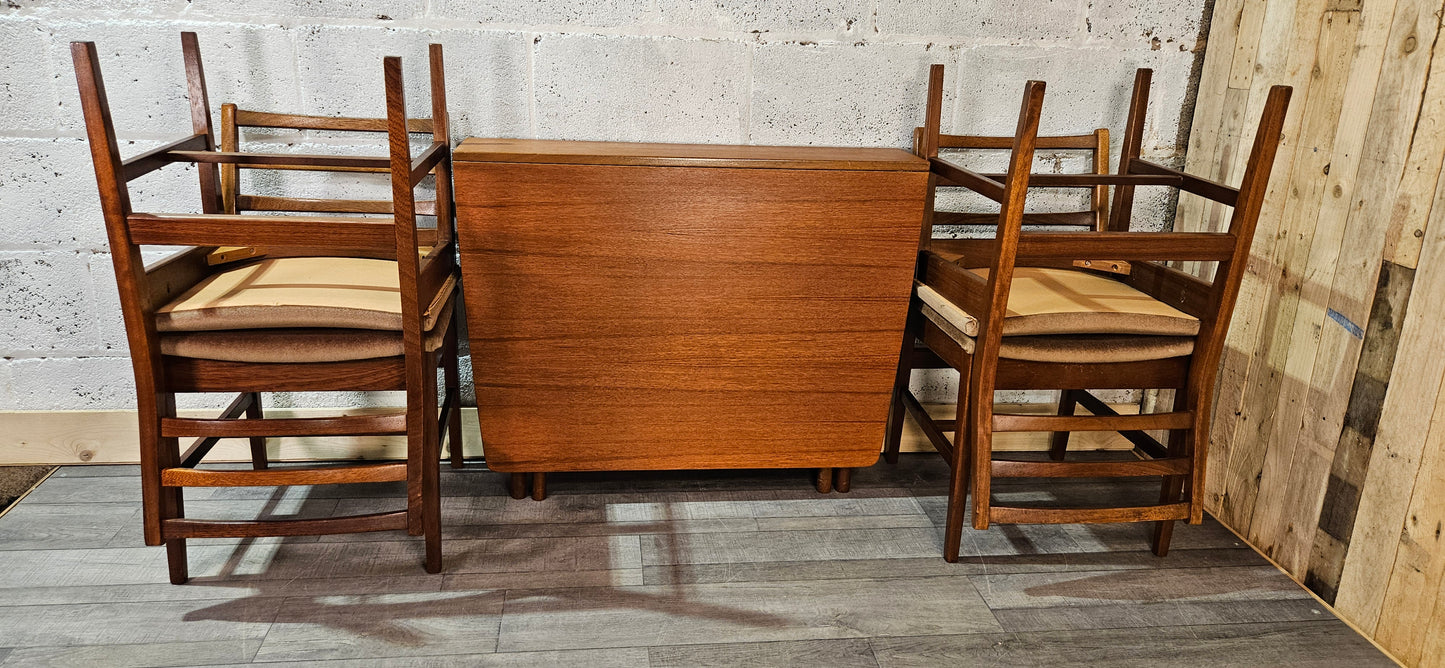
(0, 402, 1137, 466)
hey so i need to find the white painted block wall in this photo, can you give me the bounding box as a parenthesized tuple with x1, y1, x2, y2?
(0, 0, 1206, 410)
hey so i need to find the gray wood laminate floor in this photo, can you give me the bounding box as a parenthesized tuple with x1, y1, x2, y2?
(0, 457, 1391, 667)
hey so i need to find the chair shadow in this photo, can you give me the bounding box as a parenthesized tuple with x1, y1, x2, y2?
(174, 468, 807, 648)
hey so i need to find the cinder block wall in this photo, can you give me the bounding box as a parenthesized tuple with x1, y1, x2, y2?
(0, 0, 1205, 411)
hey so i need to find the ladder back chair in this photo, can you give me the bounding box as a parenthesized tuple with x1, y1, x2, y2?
(71, 33, 460, 583)
(880, 119, 1114, 482)
(211, 44, 464, 471)
(888, 65, 1291, 562)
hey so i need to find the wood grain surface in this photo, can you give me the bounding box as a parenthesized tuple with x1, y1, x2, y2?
(456, 152, 928, 472)
(454, 138, 927, 171)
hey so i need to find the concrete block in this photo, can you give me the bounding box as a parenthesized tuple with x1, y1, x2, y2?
(0, 137, 204, 252)
(0, 251, 99, 355)
(952, 46, 1196, 153)
(875, 0, 1085, 43)
(430, 0, 654, 27)
(534, 34, 749, 144)
(1086, 0, 1206, 50)
(44, 19, 301, 136)
(0, 138, 107, 251)
(0, 18, 59, 132)
(3, 357, 136, 410)
(657, 0, 868, 34)
(189, 0, 422, 21)
(4, 0, 189, 17)
(750, 41, 955, 148)
(294, 25, 530, 139)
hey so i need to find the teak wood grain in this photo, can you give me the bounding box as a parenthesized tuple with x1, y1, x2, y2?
(454, 146, 928, 475)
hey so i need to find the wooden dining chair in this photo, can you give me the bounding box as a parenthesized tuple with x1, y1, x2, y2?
(212, 49, 465, 471)
(71, 33, 460, 583)
(888, 65, 1291, 562)
(864, 126, 1114, 497)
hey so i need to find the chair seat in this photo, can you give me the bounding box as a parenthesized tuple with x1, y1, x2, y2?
(915, 267, 1198, 364)
(156, 257, 456, 363)
(915, 267, 1200, 338)
(156, 257, 452, 332)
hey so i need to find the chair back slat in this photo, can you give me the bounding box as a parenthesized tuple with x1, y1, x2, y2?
(233, 108, 433, 133)
(180, 33, 221, 214)
(1108, 68, 1151, 232)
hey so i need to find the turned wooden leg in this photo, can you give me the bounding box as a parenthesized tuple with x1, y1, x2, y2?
(245, 392, 268, 470)
(509, 473, 527, 500)
(531, 472, 547, 501)
(834, 467, 852, 493)
(815, 468, 833, 494)
(1048, 389, 1076, 462)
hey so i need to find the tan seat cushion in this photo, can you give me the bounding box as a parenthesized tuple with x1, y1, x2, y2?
(156, 257, 453, 332)
(160, 294, 455, 363)
(916, 267, 1199, 338)
(974, 267, 1199, 336)
(915, 267, 1197, 364)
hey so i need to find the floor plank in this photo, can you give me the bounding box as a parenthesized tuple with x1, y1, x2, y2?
(0, 599, 279, 648)
(249, 591, 504, 662)
(868, 621, 1394, 667)
(0, 639, 261, 667)
(496, 577, 1002, 653)
(211, 648, 650, 667)
(648, 638, 880, 667)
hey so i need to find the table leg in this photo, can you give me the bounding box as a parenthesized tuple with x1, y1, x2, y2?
(815, 468, 833, 494)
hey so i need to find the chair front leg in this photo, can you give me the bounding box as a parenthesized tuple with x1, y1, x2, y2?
(1048, 389, 1076, 461)
(421, 352, 442, 573)
(967, 362, 992, 531)
(245, 392, 268, 470)
(1152, 387, 1190, 556)
(156, 391, 188, 584)
(943, 363, 972, 563)
(883, 331, 917, 465)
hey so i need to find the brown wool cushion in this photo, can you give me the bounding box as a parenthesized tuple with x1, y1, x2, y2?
(156, 257, 453, 333)
(997, 334, 1195, 363)
(159, 294, 455, 363)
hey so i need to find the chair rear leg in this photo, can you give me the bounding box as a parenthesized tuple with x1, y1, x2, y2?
(443, 328, 464, 469)
(245, 392, 268, 470)
(1152, 391, 1191, 556)
(1048, 389, 1076, 461)
(883, 337, 916, 465)
(834, 467, 852, 493)
(531, 472, 547, 501)
(509, 473, 527, 499)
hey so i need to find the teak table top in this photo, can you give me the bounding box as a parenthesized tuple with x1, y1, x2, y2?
(453, 137, 928, 171)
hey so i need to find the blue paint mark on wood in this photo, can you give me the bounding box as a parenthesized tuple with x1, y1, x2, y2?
(1326, 308, 1364, 339)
